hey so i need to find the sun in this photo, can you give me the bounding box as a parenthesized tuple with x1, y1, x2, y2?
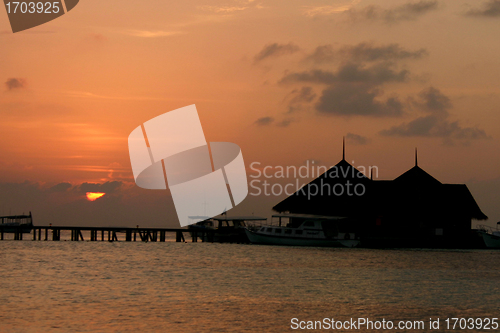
(86, 192, 106, 201)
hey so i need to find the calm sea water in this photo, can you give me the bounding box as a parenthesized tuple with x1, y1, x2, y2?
(1, 234, 499, 332)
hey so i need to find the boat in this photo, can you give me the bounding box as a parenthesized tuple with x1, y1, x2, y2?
(244, 214, 360, 247)
(477, 222, 500, 248)
(0, 212, 33, 233)
(188, 216, 267, 243)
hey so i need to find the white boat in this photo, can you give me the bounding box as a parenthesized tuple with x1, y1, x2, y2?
(244, 214, 359, 248)
(477, 223, 500, 248)
(189, 216, 267, 243)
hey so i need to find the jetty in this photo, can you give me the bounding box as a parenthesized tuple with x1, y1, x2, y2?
(0, 225, 213, 243)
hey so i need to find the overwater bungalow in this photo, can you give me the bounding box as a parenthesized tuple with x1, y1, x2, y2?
(272, 146, 487, 248)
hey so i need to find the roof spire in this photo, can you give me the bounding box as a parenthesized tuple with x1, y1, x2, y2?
(342, 136, 345, 161)
(415, 147, 418, 166)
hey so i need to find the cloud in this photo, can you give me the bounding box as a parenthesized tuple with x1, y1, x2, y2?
(380, 87, 489, 144)
(348, 0, 439, 23)
(254, 116, 275, 126)
(281, 57, 410, 117)
(124, 30, 185, 38)
(346, 133, 370, 145)
(303, 45, 336, 64)
(289, 87, 316, 103)
(77, 181, 123, 194)
(198, 5, 249, 13)
(287, 86, 316, 113)
(305, 43, 428, 64)
(380, 115, 489, 141)
(466, 0, 500, 17)
(411, 86, 452, 114)
(281, 63, 409, 85)
(280, 43, 427, 118)
(304, 1, 362, 17)
(316, 83, 404, 117)
(197, 1, 263, 14)
(254, 43, 300, 63)
(339, 43, 428, 62)
(5, 78, 26, 91)
(0, 181, 178, 228)
(48, 182, 72, 193)
(276, 118, 294, 127)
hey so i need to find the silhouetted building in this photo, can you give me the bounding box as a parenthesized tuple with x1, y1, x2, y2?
(272, 147, 487, 248)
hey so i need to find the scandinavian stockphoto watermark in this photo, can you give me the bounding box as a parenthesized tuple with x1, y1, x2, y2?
(128, 105, 248, 227)
(248, 160, 378, 198)
(3, 0, 79, 33)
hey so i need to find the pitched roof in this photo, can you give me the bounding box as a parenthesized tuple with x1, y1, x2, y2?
(272, 159, 371, 215)
(394, 165, 441, 186)
(272, 159, 487, 221)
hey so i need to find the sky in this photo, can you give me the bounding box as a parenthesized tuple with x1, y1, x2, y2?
(1, 0, 500, 228)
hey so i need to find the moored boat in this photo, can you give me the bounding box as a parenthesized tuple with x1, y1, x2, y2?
(245, 214, 359, 248)
(477, 222, 500, 248)
(0, 212, 33, 233)
(188, 216, 267, 243)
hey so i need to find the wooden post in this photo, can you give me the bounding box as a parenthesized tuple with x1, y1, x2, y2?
(108, 230, 111, 241)
(192, 231, 197, 242)
(33, 228, 36, 240)
(44, 228, 48, 241)
(133, 230, 136, 242)
(112, 231, 118, 241)
(101, 230, 104, 241)
(19, 228, 23, 240)
(38, 228, 41, 241)
(126, 230, 132, 241)
(78, 230, 84, 241)
(160, 231, 165, 242)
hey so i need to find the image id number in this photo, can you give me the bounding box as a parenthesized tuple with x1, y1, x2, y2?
(5, 2, 60, 14)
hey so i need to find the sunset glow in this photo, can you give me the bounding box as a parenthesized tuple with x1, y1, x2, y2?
(86, 192, 106, 201)
(1, 0, 500, 228)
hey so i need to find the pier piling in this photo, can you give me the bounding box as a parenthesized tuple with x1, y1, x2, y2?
(1, 226, 202, 243)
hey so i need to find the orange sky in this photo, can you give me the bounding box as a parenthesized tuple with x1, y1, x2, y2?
(1, 0, 500, 227)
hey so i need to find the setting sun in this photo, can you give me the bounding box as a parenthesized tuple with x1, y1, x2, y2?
(86, 192, 106, 201)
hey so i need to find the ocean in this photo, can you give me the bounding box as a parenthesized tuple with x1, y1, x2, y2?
(1, 235, 499, 332)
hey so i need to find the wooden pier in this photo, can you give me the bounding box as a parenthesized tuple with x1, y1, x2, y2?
(0, 225, 214, 243)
